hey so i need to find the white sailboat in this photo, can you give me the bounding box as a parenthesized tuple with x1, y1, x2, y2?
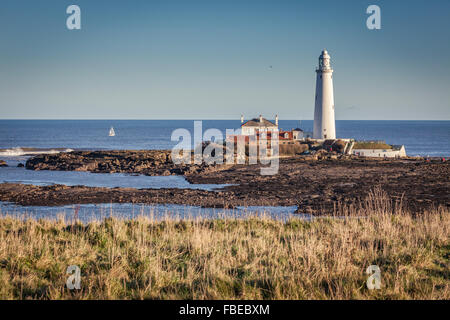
(109, 127, 115, 137)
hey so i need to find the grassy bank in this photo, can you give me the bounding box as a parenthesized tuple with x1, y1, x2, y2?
(0, 192, 448, 299)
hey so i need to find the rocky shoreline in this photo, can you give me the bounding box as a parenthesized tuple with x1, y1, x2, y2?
(0, 150, 448, 214)
(25, 150, 228, 176)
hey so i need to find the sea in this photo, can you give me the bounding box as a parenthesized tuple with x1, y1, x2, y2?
(0, 120, 448, 221)
(0, 120, 449, 156)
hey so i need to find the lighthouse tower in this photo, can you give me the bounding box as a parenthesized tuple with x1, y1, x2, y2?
(313, 49, 336, 139)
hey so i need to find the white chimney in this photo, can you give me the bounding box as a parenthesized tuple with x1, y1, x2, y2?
(259, 115, 263, 123)
(241, 114, 244, 123)
(275, 114, 278, 126)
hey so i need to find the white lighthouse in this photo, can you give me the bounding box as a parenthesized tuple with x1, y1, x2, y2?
(313, 49, 336, 139)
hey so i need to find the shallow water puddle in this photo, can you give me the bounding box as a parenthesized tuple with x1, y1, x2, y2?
(0, 166, 229, 190)
(0, 202, 303, 223)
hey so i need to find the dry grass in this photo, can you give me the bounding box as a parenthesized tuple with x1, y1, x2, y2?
(353, 142, 392, 149)
(0, 190, 448, 300)
(279, 144, 309, 156)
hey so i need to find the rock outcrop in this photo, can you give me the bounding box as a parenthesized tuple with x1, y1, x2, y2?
(25, 150, 224, 176)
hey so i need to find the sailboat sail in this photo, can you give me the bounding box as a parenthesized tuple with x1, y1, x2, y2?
(109, 127, 115, 136)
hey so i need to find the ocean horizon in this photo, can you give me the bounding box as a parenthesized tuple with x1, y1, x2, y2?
(0, 119, 449, 157)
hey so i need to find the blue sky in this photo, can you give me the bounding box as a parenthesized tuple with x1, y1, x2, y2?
(0, 0, 449, 120)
